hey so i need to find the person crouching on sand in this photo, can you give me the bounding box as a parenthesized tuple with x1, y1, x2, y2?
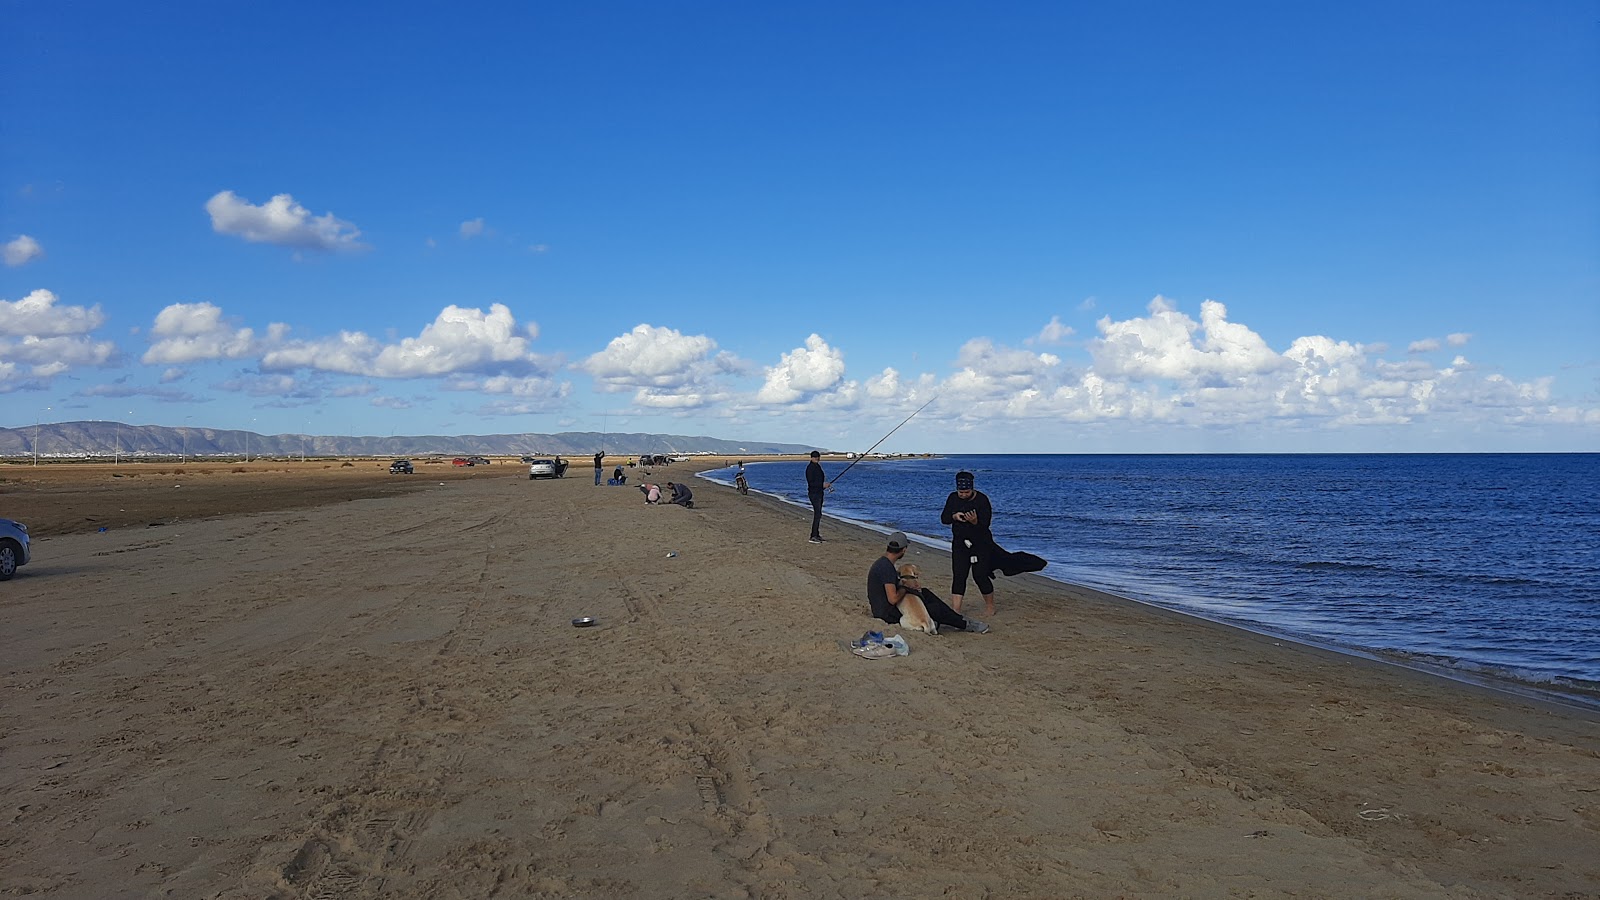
(666, 481, 694, 508)
(639, 482, 661, 504)
(866, 532, 988, 633)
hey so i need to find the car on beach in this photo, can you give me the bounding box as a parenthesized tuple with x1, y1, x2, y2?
(389, 459, 413, 474)
(467, 455, 491, 466)
(0, 517, 30, 581)
(452, 457, 470, 466)
(527, 458, 562, 479)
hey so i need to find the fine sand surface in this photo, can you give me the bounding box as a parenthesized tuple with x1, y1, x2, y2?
(3, 460, 1598, 898)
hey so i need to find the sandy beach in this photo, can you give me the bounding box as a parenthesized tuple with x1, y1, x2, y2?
(2, 460, 1597, 898)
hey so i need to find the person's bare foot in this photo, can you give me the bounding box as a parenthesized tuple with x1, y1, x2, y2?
(950, 595, 964, 613)
(984, 598, 997, 617)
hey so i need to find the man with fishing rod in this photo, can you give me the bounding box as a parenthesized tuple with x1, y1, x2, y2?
(806, 451, 829, 543)
(818, 397, 937, 543)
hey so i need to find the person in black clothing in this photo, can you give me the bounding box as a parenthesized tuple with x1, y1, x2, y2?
(805, 450, 829, 543)
(941, 470, 996, 617)
(666, 481, 694, 508)
(865, 532, 987, 632)
(593, 451, 604, 486)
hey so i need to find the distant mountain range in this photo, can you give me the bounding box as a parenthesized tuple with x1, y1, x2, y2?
(0, 421, 820, 460)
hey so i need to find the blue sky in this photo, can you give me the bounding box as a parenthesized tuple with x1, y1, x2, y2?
(3, 1, 1596, 453)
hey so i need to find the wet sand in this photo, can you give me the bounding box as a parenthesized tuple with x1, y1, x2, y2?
(2, 460, 1597, 898)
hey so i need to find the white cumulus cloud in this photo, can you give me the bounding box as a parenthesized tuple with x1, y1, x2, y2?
(757, 334, 848, 404)
(1091, 297, 1284, 384)
(2, 334, 117, 375)
(582, 324, 741, 409)
(143, 302, 261, 364)
(1027, 315, 1074, 346)
(206, 190, 365, 251)
(264, 304, 551, 379)
(0, 288, 105, 337)
(3, 235, 44, 267)
(0, 289, 116, 390)
(460, 218, 487, 238)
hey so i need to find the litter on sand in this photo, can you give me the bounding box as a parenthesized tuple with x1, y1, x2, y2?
(846, 631, 909, 658)
(852, 643, 897, 659)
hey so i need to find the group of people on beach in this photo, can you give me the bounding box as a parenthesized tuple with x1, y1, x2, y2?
(592, 450, 693, 507)
(638, 480, 693, 507)
(801, 453, 1025, 634)
(861, 469, 1001, 634)
(621, 450, 1029, 632)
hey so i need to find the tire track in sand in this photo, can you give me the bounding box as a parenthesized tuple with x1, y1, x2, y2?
(271, 511, 509, 898)
(613, 577, 786, 875)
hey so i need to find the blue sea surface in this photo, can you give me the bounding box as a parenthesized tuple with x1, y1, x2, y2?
(702, 454, 1600, 705)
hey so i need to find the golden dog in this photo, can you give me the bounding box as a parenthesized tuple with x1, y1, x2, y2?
(895, 563, 938, 635)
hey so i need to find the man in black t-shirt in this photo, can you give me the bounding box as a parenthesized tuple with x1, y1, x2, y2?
(806, 450, 828, 543)
(866, 532, 988, 632)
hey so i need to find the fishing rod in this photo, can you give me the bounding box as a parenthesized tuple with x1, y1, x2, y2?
(826, 395, 939, 490)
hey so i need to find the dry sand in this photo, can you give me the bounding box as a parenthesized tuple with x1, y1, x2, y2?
(2, 460, 1597, 898)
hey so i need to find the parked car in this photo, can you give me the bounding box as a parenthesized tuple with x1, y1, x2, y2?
(527, 458, 561, 479)
(467, 455, 491, 466)
(0, 518, 30, 581)
(389, 459, 414, 474)
(452, 457, 470, 466)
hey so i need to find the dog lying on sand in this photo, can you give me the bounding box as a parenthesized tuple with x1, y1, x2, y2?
(895, 563, 938, 635)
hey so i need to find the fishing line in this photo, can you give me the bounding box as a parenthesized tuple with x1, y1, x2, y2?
(826, 395, 938, 490)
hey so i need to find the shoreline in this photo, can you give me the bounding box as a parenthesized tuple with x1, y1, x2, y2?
(3, 460, 1598, 896)
(696, 463, 1600, 715)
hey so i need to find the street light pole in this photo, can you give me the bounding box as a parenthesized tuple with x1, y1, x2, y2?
(33, 406, 50, 466)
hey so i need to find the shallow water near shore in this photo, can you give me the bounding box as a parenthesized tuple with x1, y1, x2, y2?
(708, 453, 1600, 705)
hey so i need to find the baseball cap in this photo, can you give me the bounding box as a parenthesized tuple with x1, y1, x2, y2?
(810, 450, 821, 458)
(886, 532, 910, 552)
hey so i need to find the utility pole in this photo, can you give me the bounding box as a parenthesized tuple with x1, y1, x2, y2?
(33, 406, 50, 465)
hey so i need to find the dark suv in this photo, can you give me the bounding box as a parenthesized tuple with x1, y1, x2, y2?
(389, 459, 414, 474)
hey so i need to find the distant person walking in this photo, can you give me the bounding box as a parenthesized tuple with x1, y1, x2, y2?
(593, 451, 604, 486)
(941, 470, 996, 617)
(806, 451, 828, 543)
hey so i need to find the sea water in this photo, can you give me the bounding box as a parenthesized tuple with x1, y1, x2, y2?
(702, 454, 1600, 707)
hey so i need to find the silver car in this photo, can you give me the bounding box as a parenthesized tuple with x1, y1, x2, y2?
(527, 458, 560, 479)
(0, 518, 30, 580)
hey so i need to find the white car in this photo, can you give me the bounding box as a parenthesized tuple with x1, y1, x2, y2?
(0, 518, 30, 580)
(527, 458, 561, 479)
